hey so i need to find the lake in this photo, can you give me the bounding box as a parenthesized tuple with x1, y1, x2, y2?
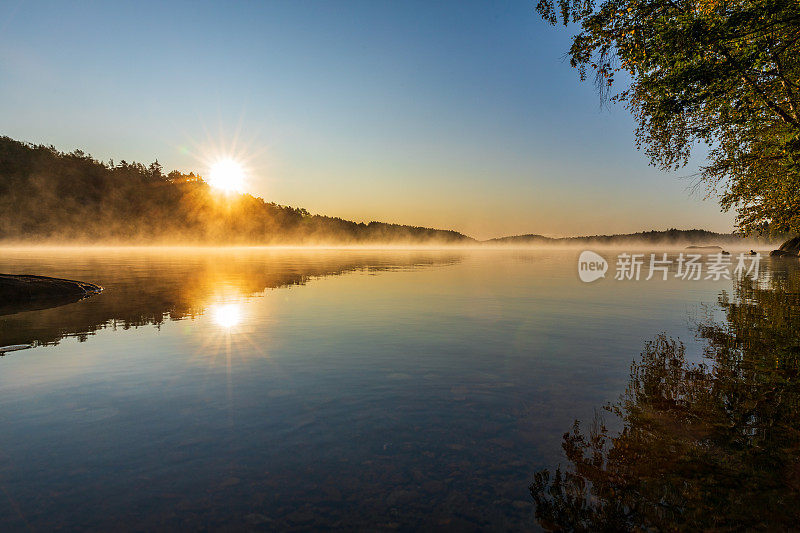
(0, 247, 796, 530)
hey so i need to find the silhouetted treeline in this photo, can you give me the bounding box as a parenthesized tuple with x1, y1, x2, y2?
(0, 137, 473, 244)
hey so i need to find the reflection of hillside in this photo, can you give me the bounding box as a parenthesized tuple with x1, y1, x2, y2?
(0, 250, 462, 347)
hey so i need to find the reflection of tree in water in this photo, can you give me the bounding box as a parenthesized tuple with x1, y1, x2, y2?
(0, 251, 462, 347)
(531, 269, 800, 531)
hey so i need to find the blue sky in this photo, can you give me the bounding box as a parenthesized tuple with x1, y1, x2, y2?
(0, 0, 734, 239)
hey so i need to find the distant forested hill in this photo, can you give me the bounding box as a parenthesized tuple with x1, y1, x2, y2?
(486, 229, 763, 245)
(0, 137, 473, 244)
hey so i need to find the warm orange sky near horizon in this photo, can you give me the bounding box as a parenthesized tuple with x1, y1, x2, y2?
(0, 1, 736, 240)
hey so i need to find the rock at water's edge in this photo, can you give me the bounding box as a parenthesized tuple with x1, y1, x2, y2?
(0, 274, 103, 315)
(771, 237, 800, 257)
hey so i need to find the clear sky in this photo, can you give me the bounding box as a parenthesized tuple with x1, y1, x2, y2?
(0, 0, 734, 240)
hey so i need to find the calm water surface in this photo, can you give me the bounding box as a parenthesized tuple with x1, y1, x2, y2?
(0, 248, 781, 530)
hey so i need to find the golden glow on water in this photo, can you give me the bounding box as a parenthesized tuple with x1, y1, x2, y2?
(212, 303, 242, 329)
(208, 159, 246, 193)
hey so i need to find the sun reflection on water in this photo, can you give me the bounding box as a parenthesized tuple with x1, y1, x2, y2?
(212, 303, 242, 329)
(198, 301, 272, 370)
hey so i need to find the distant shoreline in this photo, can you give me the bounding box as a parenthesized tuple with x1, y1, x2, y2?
(483, 228, 778, 246)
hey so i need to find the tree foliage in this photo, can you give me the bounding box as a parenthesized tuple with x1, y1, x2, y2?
(538, 0, 800, 235)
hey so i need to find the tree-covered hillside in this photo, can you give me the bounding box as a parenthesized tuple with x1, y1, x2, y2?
(0, 137, 472, 244)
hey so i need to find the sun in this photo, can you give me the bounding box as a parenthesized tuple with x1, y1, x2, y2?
(208, 158, 246, 193)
